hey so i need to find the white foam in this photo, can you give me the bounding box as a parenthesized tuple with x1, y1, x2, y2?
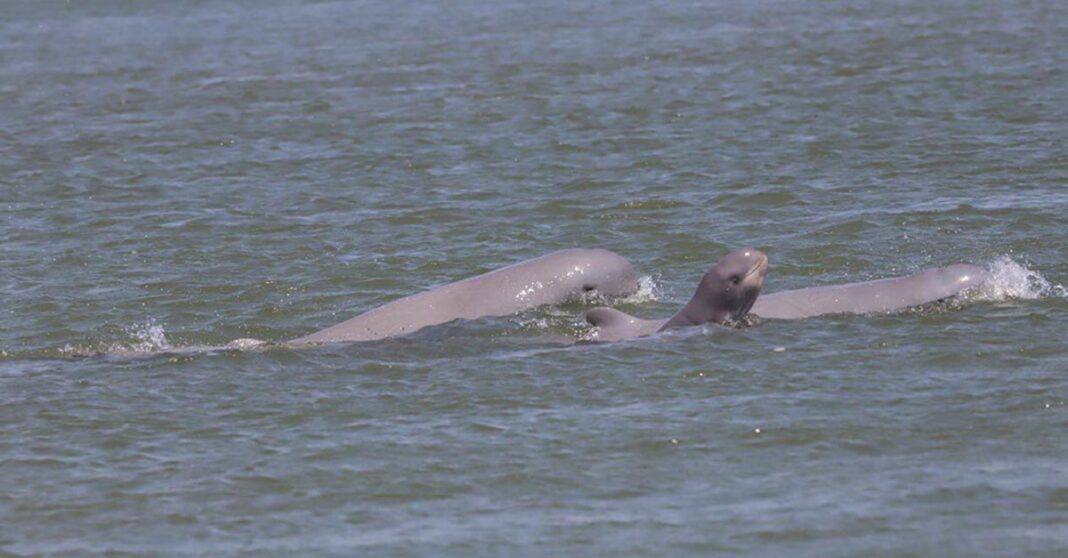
(514, 316, 552, 330)
(123, 320, 172, 352)
(617, 274, 660, 304)
(226, 338, 267, 349)
(975, 256, 1066, 301)
(53, 319, 175, 357)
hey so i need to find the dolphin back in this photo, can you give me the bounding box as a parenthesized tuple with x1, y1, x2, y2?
(290, 248, 639, 345)
(585, 307, 664, 342)
(752, 263, 990, 320)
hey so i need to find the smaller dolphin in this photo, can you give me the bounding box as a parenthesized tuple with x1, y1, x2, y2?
(658, 247, 768, 332)
(587, 247, 768, 341)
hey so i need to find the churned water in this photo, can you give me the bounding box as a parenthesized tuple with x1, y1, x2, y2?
(2, 0, 1067, 556)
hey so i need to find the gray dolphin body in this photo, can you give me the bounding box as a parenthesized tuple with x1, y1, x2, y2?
(658, 247, 768, 331)
(587, 247, 768, 341)
(751, 263, 990, 319)
(288, 248, 639, 346)
(587, 263, 990, 342)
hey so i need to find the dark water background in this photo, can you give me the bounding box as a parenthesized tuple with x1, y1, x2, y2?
(2, 0, 1067, 555)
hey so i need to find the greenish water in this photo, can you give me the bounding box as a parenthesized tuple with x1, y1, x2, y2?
(2, 0, 1067, 555)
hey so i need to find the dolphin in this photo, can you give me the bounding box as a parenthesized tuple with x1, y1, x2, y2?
(751, 263, 990, 319)
(287, 248, 639, 345)
(585, 262, 990, 342)
(587, 247, 768, 341)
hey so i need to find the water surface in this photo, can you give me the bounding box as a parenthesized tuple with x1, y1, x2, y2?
(2, 0, 1067, 555)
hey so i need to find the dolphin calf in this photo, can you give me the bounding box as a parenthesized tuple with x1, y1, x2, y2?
(586, 247, 768, 341)
(288, 248, 639, 345)
(657, 247, 768, 332)
(586, 262, 990, 342)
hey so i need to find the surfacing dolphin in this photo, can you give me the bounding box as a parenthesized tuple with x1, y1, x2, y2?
(287, 248, 639, 346)
(587, 247, 768, 341)
(586, 261, 990, 342)
(751, 263, 990, 320)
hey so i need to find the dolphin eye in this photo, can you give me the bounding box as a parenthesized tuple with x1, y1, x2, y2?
(730, 275, 741, 285)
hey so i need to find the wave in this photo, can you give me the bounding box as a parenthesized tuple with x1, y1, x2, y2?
(974, 256, 1066, 301)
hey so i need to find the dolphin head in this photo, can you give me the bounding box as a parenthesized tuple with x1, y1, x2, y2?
(660, 247, 768, 331)
(700, 247, 768, 321)
(575, 248, 642, 299)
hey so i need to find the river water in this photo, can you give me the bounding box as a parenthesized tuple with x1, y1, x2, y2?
(3, 0, 1067, 555)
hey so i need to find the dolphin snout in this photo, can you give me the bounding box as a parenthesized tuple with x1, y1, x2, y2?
(742, 249, 769, 280)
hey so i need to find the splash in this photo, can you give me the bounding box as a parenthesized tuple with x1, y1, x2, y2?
(51, 320, 175, 357)
(616, 274, 660, 304)
(973, 256, 1066, 301)
(123, 320, 173, 352)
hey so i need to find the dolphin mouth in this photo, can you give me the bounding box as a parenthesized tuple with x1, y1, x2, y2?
(743, 252, 769, 282)
(735, 294, 758, 319)
(734, 253, 767, 319)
